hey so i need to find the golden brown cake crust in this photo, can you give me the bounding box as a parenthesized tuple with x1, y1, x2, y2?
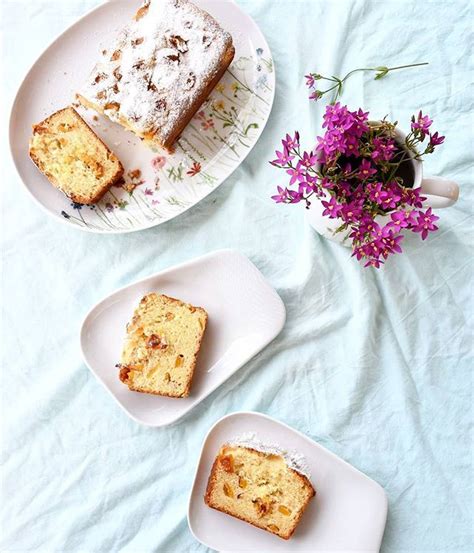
(157, 44, 235, 152)
(204, 446, 316, 540)
(29, 107, 124, 204)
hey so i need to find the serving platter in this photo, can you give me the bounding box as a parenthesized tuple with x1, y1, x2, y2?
(188, 412, 388, 552)
(80, 250, 286, 426)
(9, 0, 275, 233)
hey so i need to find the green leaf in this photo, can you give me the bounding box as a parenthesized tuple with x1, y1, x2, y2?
(374, 69, 388, 80)
(244, 123, 259, 134)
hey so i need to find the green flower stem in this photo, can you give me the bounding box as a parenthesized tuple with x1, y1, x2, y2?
(227, 69, 270, 106)
(324, 62, 429, 103)
(188, 124, 220, 154)
(212, 128, 241, 156)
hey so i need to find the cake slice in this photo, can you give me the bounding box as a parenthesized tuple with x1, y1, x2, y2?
(77, 0, 235, 152)
(205, 437, 316, 540)
(118, 293, 207, 398)
(29, 107, 123, 204)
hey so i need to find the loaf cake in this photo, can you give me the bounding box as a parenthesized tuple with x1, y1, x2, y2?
(118, 293, 207, 398)
(205, 435, 316, 540)
(77, 0, 235, 152)
(29, 107, 123, 204)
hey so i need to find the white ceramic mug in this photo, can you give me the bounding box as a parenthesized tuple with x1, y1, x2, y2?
(306, 125, 459, 246)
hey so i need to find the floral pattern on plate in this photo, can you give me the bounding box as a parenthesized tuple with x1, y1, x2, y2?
(61, 49, 274, 232)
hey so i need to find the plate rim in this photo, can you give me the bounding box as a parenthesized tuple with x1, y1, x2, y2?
(8, 0, 276, 234)
(79, 249, 286, 427)
(187, 410, 389, 551)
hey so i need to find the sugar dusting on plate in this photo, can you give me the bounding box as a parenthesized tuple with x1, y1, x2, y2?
(227, 432, 312, 480)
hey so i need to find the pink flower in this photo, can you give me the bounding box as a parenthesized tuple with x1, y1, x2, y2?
(388, 210, 416, 230)
(401, 187, 426, 208)
(321, 196, 343, 219)
(340, 201, 363, 223)
(429, 132, 445, 147)
(309, 90, 323, 101)
(316, 128, 346, 158)
(349, 108, 369, 137)
(411, 111, 432, 134)
(282, 132, 300, 151)
(337, 181, 353, 199)
(151, 199, 160, 206)
(201, 118, 214, 130)
(361, 241, 384, 267)
(371, 223, 392, 241)
(365, 258, 383, 268)
(344, 134, 360, 157)
(357, 159, 377, 180)
(320, 177, 334, 190)
(297, 151, 318, 170)
(383, 232, 404, 255)
(413, 207, 439, 239)
(271, 186, 288, 204)
(287, 189, 304, 203)
(286, 166, 305, 185)
(300, 174, 319, 195)
(379, 189, 401, 210)
(305, 74, 315, 88)
(151, 155, 167, 170)
(271, 148, 294, 167)
(359, 218, 381, 237)
(144, 188, 153, 196)
(368, 182, 384, 204)
(371, 137, 395, 162)
(322, 102, 352, 131)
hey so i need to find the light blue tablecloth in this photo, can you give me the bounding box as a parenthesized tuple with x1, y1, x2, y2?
(2, 1, 473, 551)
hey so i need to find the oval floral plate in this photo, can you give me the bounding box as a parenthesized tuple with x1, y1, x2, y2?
(9, 0, 274, 233)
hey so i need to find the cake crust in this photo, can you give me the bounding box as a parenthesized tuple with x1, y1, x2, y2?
(204, 445, 316, 540)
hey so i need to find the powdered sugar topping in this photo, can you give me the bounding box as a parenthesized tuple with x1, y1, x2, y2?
(227, 432, 312, 479)
(80, 0, 233, 143)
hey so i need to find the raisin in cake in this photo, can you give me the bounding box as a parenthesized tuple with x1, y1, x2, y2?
(118, 293, 207, 398)
(205, 435, 316, 540)
(29, 107, 123, 204)
(77, 0, 235, 152)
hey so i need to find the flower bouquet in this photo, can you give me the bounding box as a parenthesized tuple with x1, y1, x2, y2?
(270, 64, 456, 268)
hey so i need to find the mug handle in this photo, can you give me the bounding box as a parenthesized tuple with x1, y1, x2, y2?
(421, 176, 459, 209)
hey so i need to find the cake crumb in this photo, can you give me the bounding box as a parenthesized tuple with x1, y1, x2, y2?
(127, 168, 142, 180)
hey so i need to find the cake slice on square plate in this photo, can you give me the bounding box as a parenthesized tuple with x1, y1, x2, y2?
(118, 292, 208, 398)
(205, 433, 316, 540)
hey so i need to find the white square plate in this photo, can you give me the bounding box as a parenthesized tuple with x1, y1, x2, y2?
(80, 250, 285, 426)
(188, 412, 388, 552)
